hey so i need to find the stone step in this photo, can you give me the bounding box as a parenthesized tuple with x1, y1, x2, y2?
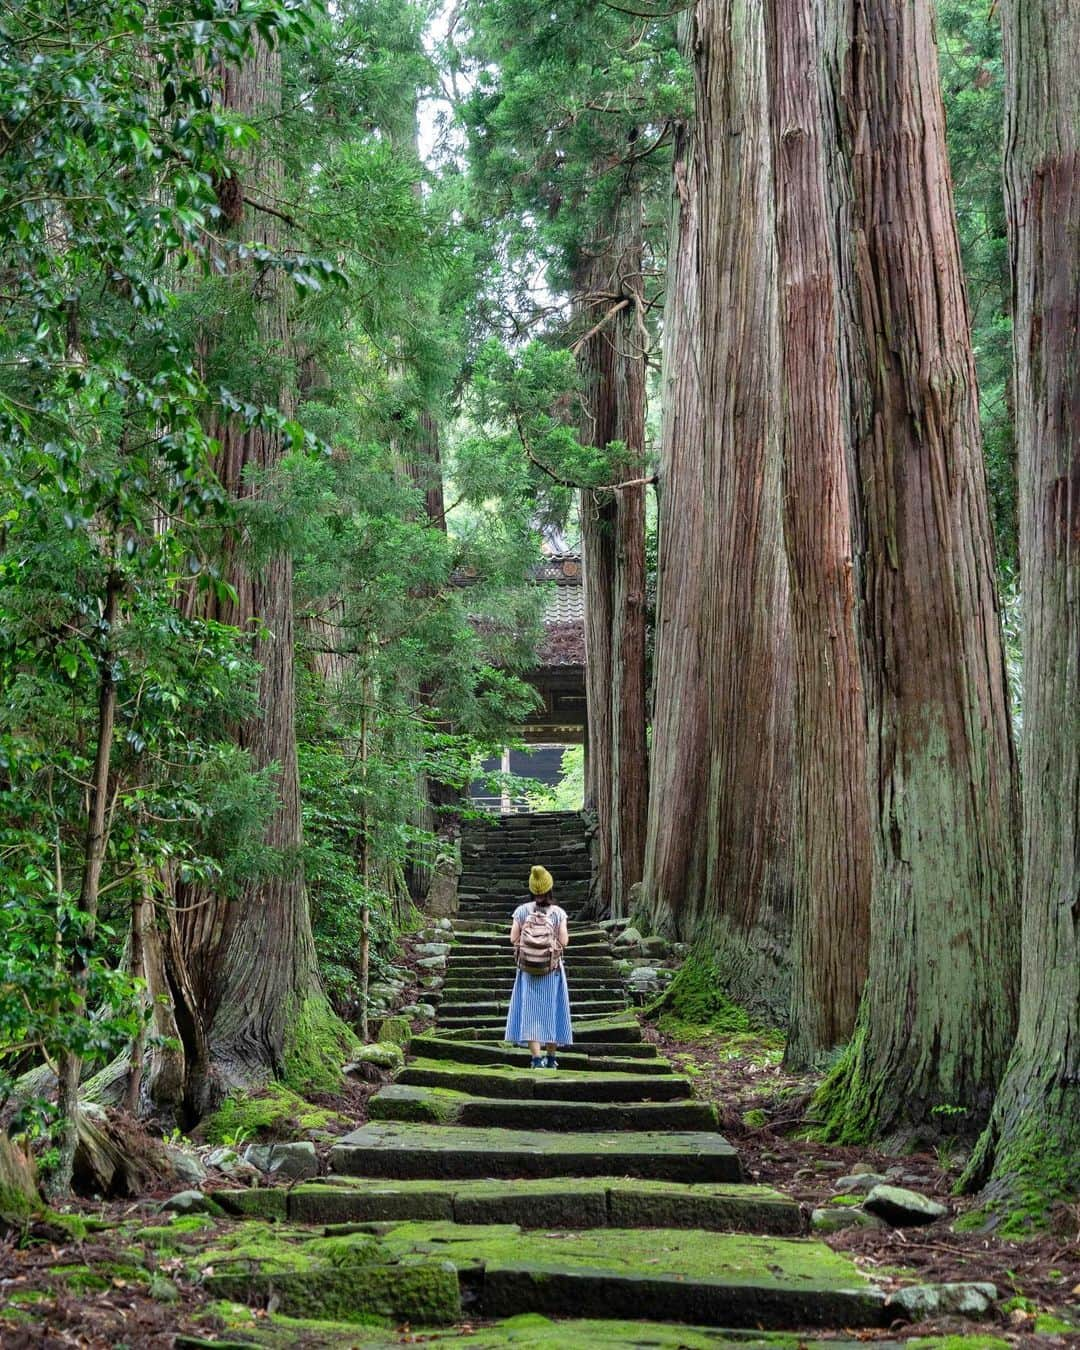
(329, 1123, 742, 1182)
(453, 937, 610, 953)
(435, 1015, 639, 1038)
(398, 1060, 692, 1102)
(409, 1036, 673, 1074)
(451, 927, 608, 944)
(440, 983, 624, 999)
(223, 1176, 802, 1235)
(381, 1223, 883, 1330)
(437, 999, 626, 1019)
(447, 955, 618, 970)
(370, 1084, 719, 1133)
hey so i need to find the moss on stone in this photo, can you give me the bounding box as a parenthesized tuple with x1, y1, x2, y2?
(369, 1084, 469, 1125)
(282, 993, 360, 1094)
(374, 1016, 413, 1047)
(377, 1220, 873, 1288)
(139, 1214, 216, 1250)
(202, 1082, 344, 1145)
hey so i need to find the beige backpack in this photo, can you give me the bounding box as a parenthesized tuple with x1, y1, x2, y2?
(516, 905, 562, 974)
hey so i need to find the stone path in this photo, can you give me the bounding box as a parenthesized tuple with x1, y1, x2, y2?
(203, 813, 954, 1343)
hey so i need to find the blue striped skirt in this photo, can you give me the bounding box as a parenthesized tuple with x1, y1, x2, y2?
(504, 964, 574, 1046)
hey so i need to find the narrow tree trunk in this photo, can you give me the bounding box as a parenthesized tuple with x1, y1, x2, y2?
(577, 199, 648, 918)
(965, 0, 1080, 1209)
(642, 83, 709, 933)
(694, 0, 793, 1022)
(49, 569, 121, 1198)
(176, 41, 342, 1108)
(817, 0, 1020, 1144)
(766, 0, 870, 1067)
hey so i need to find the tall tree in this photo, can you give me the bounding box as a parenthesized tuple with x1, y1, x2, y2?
(577, 198, 649, 919)
(964, 0, 1080, 1212)
(765, 0, 871, 1067)
(642, 29, 708, 930)
(647, 0, 794, 1024)
(816, 0, 1021, 1144)
(176, 38, 345, 1108)
(457, 0, 683, 913)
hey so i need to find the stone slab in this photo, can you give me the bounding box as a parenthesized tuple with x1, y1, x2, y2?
(370, 1083, 718, 1133)
(398, 1061, 691, 1102)
(329, 1122, 742, 1182)
(277, 1177, 801, 1235)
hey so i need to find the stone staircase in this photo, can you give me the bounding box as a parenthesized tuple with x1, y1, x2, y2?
(207, 812, 902, 1342)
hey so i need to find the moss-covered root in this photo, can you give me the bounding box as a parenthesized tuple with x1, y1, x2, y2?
(282, 993, 359, 1094)
(958, 1082, 1080, 1234)
(202, 1083, 347, 1146)
(0, 1135, 41, 1230)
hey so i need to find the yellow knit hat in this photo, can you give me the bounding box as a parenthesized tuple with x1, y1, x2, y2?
(528, 865, 554, 896)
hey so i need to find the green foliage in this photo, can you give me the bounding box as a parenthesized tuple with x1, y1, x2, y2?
(937, 0, 1015, 569)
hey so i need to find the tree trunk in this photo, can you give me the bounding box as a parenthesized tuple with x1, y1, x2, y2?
(642, 88, 709, 934)
(577, 197, 648, 919)
(693, 0, 793, 1022)
(766, 0, 870, 1067)
(964, 0, 1080, 1209)
(176, 41, 343, 1110)
(49, 568, 121, 1199)
(817, 0, 1021, 1144)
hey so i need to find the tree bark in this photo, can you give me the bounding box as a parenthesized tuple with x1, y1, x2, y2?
(965, 0, 1080, 1208)
(692, 0, 794, 1022)
(176, 40, 339, 1109)
(642, 82, 709, 933)
(577, 195, 648, 919)
(766, 0, 870, 1067)
(817, 0, 1021, 1144)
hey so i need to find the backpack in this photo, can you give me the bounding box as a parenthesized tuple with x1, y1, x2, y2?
(516, 904, 562, 975)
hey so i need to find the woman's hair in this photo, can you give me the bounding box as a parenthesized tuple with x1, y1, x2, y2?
(534, 891, 553, 909)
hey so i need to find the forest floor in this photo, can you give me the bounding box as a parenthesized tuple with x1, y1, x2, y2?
(2, 1016, 1078, 1349)
(648, 1022, 1080, 1348)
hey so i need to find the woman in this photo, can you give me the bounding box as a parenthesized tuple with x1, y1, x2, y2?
(504, 864, 573, 1068)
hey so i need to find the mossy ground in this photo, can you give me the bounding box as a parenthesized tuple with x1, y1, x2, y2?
(201, 1081, 347, 1145)
(646, 948, 783, 1054)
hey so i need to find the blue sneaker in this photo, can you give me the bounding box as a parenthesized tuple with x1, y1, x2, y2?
(530, 1056, 545, 1068)
(543, 1055, 558, 1070)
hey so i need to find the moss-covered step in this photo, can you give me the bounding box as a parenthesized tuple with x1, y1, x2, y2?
(408, 1035, 674, 1073)
(399, 1060, 690, 1101)
(207, 1314, 912, 1350)
(372, 1222, 885, 1329)
(218, 1176, 802, 1233)
(437, 996, 626, 1014)
(369, 1083, 719, 1132)
(439, 1017, 643, 1044)
(329, 1122, 742, 1182)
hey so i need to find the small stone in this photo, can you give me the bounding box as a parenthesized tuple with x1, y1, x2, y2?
(435, 918, 453, 931)
(398, 1004, 435, 1021)
(599, 917, 628, 932)
(164, 1146, 206, 1187)
(810, 1205, 884, 1234)
(204, 1147, 261, 1182)
(613, 926, 643, 948)
(640, 935, 670, 958)
(864, 1183, 949, 1226)
(834, 1172, 887, 1194)
(346, 1041, 405, 1072)
(628, 966, 659, 982)
(414, 942, 451, 958)
(885, 1282, 997, 1320)
(851, 1162, 881, 1176)
(672, 942, 690, 958)
(160, 1189, 223, 1216)
(416, 955, 447, 971)
(243, 1141, 318, 1181)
